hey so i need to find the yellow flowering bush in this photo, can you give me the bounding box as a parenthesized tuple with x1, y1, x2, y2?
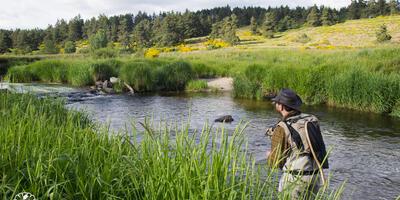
(145, 48, 160, 58)
(178, 44, 193, 53)
(203, 39, 229, 50)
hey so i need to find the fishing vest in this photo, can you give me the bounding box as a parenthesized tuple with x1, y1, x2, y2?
(277, 113, 320, 172)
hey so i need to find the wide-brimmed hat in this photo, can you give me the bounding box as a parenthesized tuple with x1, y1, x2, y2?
(271, 88, 303, 111)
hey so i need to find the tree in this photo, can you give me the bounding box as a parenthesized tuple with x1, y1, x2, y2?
(250, 16, 258, 34)
(306, 5, 321, 27)
(0, 30, 12, 53)
(118, 17, 132, 49)
(376, 24, 392, 42)
(42, 39, 59, 54)
(68, 15, 84, 41)
(89, 30, 108, 50)
(262, 12, 277, 38)
(348, 0, 361, 19)
(64, 41, 76, 53)
(222, 14, 240, 45)
(389, 0, 399, 15)
(132, 19, 152, 48)
(377, 0, 389, 15)
(321, 7, 334, 26)
(153, 14, 184, 47)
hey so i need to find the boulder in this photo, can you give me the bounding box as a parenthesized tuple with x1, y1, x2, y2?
(215, 115, 234, 123)
(110, 77, 120, 84)
(103, 80, 112, 88)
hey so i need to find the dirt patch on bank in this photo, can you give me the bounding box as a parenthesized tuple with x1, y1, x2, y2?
(202, 77, 233, 92)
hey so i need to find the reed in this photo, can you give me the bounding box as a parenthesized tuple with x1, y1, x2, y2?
(0, 93, 344, 199)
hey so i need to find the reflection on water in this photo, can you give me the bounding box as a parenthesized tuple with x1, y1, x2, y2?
(6, 83, 399, 200)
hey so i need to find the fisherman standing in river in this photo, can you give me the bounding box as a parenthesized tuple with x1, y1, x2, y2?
(266, 88, 329, 199)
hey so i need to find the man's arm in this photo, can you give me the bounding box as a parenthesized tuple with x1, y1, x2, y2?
(267, 125, 288, 169)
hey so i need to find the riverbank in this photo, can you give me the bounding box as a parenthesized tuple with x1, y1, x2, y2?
(0, 92, 345, 199)
(3, 47, 400, 117)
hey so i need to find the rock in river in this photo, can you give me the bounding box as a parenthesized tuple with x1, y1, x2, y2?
(215, 115, 234, 123)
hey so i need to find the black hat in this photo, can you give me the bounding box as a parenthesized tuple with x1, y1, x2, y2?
(271, 88, 303, 111)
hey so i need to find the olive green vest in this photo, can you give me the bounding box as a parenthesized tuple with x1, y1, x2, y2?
(278, 113, 319, 172)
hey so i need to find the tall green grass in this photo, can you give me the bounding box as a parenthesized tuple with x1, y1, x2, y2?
(0, 93, 344, 199)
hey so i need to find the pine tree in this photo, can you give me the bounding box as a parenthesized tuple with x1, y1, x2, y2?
(366, 0, 378, 17)
(377, 0, 389, 15)
(347, 0, 361, 19)
(0, 30, 12, 53)
(222, 14, 240, 45)
(321, 7, 334, 26)
(132, 19, 152, 48)
(68, 15, 84, 42)
(262, 12, 277, 38)
(389, 0, 399, 15)
(306, 5, 321, 27)
(250, 16, 258, 35)
(118, 17, 131, 49)
(376, 24, 392, 42)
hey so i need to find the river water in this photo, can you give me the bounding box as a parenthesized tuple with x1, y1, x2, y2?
(4, 83, 400, 200)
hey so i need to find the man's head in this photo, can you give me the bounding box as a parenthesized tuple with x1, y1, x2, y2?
(271, 88, 302, 116)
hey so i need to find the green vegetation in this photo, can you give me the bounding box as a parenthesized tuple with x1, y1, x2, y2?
(1, 1, 399, 55)
(376, 24, 392, 42)
(0, 92, 344, 199)
(185, 80, 208, 91)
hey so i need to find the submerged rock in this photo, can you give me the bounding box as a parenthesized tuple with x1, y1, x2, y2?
(215, 115, 234, 123)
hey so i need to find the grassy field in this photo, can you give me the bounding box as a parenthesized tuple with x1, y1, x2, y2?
(0, 92, 344, 199)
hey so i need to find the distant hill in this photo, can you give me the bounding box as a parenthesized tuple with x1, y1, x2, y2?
(234, 15, 400, 49)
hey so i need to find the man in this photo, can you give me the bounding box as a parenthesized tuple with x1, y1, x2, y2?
(266, 88, 328, 199)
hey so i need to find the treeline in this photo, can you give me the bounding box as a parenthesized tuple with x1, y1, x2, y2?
(0, 1, 399, 54)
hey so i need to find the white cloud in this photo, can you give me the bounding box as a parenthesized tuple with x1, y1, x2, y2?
(0, 0, 351, 29)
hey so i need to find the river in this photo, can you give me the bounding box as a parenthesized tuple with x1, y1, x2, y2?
(3, 83, 400, 200)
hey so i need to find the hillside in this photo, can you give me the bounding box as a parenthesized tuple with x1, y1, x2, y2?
(179, 15, 400, 54)
(233, 15, 400, 49)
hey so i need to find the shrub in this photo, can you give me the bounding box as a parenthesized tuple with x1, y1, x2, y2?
(89, 30, 108, 50)
(64, 41, 76, 53)
(145, 48, 160, 58)
(119, 62, 155, 92)
(293, 33, 311, 44)
(203, 39, 229, 50)
(376, 24, 392, 42)
(157, 61, 194, 91)
(178, 44, 193, 53)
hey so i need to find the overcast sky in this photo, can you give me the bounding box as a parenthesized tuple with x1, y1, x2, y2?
(0, 0, 350, 29)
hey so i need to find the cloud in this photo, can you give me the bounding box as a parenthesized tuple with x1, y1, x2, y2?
(0, 0, 350, 29)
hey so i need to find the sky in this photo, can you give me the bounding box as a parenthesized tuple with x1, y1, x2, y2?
(0, 0, 350, 29)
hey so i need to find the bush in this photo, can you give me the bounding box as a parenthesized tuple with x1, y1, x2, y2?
(145, 48, 160, 58)
(64, 41, 76, 53)
(293, 33, 311, 44)
(91, 48, 118, 59)
(89, 30, 108, 50)
(157, 61, 194, 91)
(120, 62, 155, 92)
(376, 24, 392, 42)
